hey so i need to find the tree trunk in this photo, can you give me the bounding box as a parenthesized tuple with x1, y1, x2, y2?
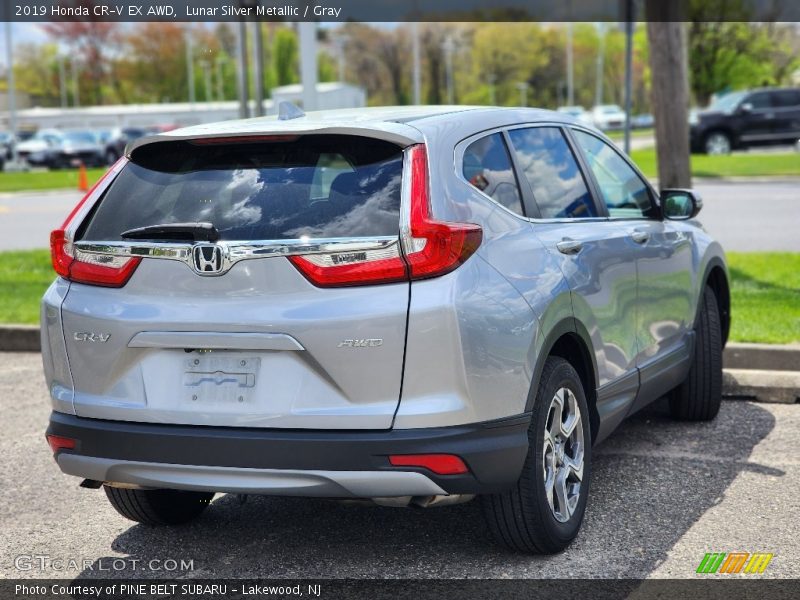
(645, 7, 691, 190)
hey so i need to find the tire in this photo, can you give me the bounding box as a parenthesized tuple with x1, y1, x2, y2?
(105, 150, 118, 165)
(704, 131, 731, 155)
(481, 356, 592, 554)
(104, 486, 214, 525)
(669, 285, 723, 421)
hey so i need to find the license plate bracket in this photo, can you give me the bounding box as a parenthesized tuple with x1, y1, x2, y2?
(183, 355, 260, 405)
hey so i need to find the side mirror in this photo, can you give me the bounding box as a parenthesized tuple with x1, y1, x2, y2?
(738, 102, 753, 114)
(662, 189, 702, 220)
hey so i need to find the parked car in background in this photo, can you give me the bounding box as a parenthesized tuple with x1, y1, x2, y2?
(592, 104, 627, 130)
(0, 132, 14, 170)
(16, 129, 65, 168)
(103, 127, 148, 164)
(53, 131, 107, 169)
(690, 87, 800, 154)
(43, 106, 728, 554)
(556, 105, 594, 126)
(631, 114, 654, 129)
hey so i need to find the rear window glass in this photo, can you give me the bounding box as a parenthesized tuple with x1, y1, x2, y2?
(80, 135, 403, 242)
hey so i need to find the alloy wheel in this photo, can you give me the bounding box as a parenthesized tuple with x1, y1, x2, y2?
(542, 387, 585, 523)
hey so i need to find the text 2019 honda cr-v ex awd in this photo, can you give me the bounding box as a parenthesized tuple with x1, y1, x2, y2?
(42, 106, 729, 554)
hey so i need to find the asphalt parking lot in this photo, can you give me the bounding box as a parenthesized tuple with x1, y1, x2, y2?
(1, 352, 798, 580)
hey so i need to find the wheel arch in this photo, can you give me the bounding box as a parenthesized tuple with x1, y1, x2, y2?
(526, 318, 600, 443)
(702, 257, 731, 347)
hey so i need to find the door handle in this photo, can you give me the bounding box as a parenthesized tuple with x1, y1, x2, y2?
(631, 230, 650, 244)
(556, 239, 583, 255)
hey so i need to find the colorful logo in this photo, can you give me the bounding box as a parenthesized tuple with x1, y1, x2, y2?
(696, 552, 774, 574)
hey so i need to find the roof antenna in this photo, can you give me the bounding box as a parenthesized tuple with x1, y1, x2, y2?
(278, 101, 306, 121)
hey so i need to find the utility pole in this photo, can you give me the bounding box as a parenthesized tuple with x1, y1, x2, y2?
(412, 23, 421, 105)
(185, 26, 195, 107)
(566, 23, 574, 106)
(595, 22, 605, 107)
(299, 22, 318, 111)
(58, 53, 67, 108)
(443, 36, 455, 104)
(646, 3, 691, 189)
(488, 74, 496, 105)
(201, 60, 213, 103)
(251, 21, 265, 117)
(236, 20, 250, 118)
(623, 1, 635, 155)
(5, 22, 17, 163)
(215, 56, 225, 101)
(71, 58, 80, 107)
(517, 82, 528, 107)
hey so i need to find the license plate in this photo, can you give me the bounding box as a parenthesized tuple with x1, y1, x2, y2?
(183, 355, 260, 405)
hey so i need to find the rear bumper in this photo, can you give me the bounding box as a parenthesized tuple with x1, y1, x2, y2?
(47, 411, 530, 497)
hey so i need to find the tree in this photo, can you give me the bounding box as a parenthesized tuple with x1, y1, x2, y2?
(687, 1, 798, 105)
(646, 10, 691, 189)
(13, 43, 60, 106)
(376, 28, 410, 105)
(273, 28, 299, 86)
(41, 21, 119, 105)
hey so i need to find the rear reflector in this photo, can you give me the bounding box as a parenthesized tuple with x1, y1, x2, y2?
(389, 454, 469, 475)
(46, 434, 76, 454)
(289, 144, 482, 287)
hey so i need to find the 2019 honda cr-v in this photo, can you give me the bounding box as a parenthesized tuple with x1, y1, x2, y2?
(42, 106, 729, 553)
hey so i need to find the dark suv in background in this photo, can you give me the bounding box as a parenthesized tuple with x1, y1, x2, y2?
(690, 87, 800, 154)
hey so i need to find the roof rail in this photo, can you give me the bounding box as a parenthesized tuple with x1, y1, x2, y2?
(278, 101, 306, 121)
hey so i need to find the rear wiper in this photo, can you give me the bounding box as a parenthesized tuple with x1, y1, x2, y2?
(120, 222, 220, 242)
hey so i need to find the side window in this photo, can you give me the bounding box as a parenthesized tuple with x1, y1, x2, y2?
(462, 133, 524, 215)
(506, 126, 596, 219)
(572, 130, 653, 219)
(773, 90, 800, 108)
(747, 92, 773, 110)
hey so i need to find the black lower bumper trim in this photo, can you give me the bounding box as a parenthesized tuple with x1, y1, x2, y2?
(47, 412, 531, 495)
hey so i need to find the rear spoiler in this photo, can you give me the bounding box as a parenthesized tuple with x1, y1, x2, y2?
(127, 122, 424, 157)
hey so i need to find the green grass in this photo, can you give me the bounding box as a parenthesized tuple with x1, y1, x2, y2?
(0, 250, 797, 345)
(727, 252, 800, 345)
(0, 168, 106, 193)
(630, 148, 800, 179)
(607, 128, 654, 141)
(0, 250, 52, 324)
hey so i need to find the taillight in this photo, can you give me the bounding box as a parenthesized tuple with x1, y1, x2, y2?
(403, 144, 483, 280)
(49, 159, 141, 288)
(289, 144, 482, 287)
(50, 229, 141, 288)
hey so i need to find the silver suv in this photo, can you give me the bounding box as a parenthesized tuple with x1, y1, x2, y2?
(42, 106, 729, 553)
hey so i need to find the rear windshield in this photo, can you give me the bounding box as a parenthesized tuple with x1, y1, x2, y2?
(79, 135, 404, 242)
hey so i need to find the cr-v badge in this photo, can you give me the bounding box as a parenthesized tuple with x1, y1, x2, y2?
(74, 332, 110, 343)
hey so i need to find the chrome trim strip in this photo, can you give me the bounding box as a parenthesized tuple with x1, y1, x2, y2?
(74, 236, 401, 275)
(128, 331, 305, 351)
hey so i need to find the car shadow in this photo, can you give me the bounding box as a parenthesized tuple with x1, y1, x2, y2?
(72, 399, 777, 579)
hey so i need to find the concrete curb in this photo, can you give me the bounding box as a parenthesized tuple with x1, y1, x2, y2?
(0, 326, 797, 403)
(0, 325, 40, 352)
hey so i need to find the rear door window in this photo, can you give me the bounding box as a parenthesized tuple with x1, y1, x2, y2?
(507, 126, 597, 219)
(773, 90, 800, 108)
(80, 135, 403, 242)
(462, 133, 524, 215)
